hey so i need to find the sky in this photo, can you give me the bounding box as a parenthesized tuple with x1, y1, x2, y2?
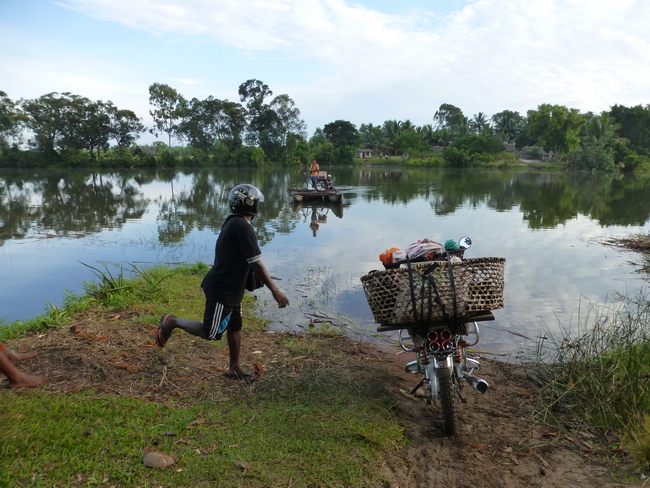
(1, 0, 650, 143)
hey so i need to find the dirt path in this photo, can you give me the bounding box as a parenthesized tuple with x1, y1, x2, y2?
(2, 306, 642, 487)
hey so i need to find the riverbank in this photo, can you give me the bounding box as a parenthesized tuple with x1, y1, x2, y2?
(2, 261, 647, 486)
(2, 316, 633, 487)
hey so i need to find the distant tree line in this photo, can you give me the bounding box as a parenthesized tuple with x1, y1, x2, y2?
(1, 83, 650, 172)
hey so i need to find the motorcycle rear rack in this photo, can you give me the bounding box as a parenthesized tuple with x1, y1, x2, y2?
(375, 311, 495, 332)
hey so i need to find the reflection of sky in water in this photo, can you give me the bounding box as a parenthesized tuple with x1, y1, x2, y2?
(2, 174, 649, 363)
(259, 192, 650, 359)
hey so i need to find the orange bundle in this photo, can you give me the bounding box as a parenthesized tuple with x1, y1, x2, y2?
(379, 247, 401, 264)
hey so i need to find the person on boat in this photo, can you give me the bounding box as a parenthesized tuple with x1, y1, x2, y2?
(155, 184, 289, 380)
(309, 159, 320, 191)
(0, 342, 47, 389)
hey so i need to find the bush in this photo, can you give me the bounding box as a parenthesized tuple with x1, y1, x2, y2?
(0, 146, 45, 168)
(622, 152, 650, 173)
(312, 141, 335, 166)
(452, 135, 504, 155)
(442, 146, 471, 168)
(568, 141, 616, 172)
(401, 156, 445, 167)
(333, 145, 356, 165)
(234, 146, 267, 167)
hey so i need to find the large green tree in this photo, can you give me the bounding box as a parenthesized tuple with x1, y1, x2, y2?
(238, 79, 273, 146)
(270, 94, 307, 144)
(20, 92, 95, 156)
(178, 97, 217, 150)
(180, 97, 247, 153)
(395, 129, 426, 155)
(433, 104, 465, 135)
(527, 104, 586, 159)
(323, 120, 359, 148)
(219, 101, 247, 152)
(148, 83, 187, 147)
(107, 104, 144, 148)
(0, 91, 25, 145)
(237, 80, 306, 161)
(21, 92, 69, 156)
(21, 92, 143, 159)
(73, 100, 113, 159)
(608, 104, 650, 154)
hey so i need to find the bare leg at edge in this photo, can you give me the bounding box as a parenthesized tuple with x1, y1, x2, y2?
(226, 329, 246, 376)
(157, 314, 207, 347)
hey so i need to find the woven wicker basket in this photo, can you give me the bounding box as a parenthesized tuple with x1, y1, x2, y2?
(360, 257, 505, 325)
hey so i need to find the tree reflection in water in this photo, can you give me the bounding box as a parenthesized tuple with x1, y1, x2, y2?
(1, 167, 649, 357)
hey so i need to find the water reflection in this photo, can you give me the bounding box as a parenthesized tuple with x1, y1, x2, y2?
(291, 201, 344, 237)
(1, 167, 650, 360)
(2, 169, 650, 244)
(0, 168, 150, 241)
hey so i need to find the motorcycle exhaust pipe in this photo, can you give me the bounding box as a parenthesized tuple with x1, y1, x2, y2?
(463, 374, 489, 394)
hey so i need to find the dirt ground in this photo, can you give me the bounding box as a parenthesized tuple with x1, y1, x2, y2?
(2, 305, 645, 487)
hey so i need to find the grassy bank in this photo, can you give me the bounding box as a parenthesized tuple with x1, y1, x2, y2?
(533, 252, 650, 466)
(3, 251, 650, 485)
(0, 264, 405, 487)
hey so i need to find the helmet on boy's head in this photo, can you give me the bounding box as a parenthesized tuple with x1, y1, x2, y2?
(229, 184, 264, 215)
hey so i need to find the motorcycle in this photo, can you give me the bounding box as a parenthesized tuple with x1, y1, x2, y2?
(366, 236, 500, 436)
(399, 318, 489, 436)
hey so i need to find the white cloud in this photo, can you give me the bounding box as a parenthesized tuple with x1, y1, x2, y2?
(3, 0, 650, 135)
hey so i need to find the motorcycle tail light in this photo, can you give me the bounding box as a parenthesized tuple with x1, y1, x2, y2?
(427, 330, 454, 351)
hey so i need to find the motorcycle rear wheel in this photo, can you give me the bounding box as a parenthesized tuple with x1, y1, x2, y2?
(439, 376, 457, 436)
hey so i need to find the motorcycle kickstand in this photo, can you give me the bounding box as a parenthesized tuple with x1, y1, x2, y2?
(455, 381, 467, 404)
(458, 390, 467, 404)
(410, 378, 426, 396)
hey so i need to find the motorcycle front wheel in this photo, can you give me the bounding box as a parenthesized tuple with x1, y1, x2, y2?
(438, 375, 457, 436)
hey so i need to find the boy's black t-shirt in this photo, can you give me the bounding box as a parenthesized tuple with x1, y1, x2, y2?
(201, 214, 262, 306)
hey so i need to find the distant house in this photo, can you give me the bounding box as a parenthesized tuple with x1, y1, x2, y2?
(430, 146, 446, 153)
(356, 148, 373, 159)
(133, 146, 156, 156)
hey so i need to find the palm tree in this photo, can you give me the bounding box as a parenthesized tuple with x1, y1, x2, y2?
(359, 123, 387, 155)
(492, 110, 524, 143)
(416, 124, 435, 146)
(582, 112, 622, 146)
(470, 112, 489, 136)
(382, 120, 403, 155)
(454, 116, 471, 138)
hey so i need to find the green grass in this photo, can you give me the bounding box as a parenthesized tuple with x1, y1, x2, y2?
(1, 367, 404, 487)
(534, 288, 650, 465)
(0, 262, 405, 487)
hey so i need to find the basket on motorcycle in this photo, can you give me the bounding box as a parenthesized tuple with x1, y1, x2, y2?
(360, 257, 505, 326)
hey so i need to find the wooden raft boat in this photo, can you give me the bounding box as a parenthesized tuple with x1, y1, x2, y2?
(290, 188, 343, 203)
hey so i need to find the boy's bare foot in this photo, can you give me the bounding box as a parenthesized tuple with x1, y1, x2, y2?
(224, 369, 255, 381)
(8, 373, 47, 389)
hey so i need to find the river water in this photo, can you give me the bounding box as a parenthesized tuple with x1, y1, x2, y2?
(1, 166, 649, 359)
